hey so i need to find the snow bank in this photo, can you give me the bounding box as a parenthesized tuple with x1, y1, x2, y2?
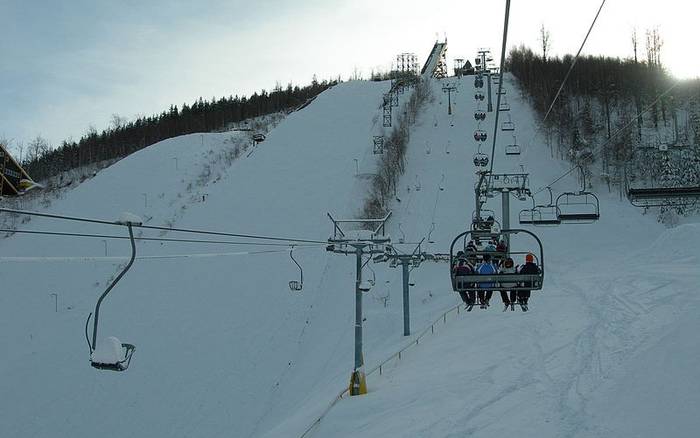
(647, 223, 700, 263)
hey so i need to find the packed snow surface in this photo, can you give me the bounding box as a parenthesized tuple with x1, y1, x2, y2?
(1, 76, 698, 438)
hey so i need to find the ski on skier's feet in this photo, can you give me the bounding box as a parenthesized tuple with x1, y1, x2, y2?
(466, 304, 474, 312)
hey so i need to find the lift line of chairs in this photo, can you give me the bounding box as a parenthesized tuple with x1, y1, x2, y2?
(519, 175, 601, 226)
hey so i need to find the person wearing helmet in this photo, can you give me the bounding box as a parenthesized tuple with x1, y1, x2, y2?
(499, 257, 517, 310)
(476, 253, 497, 308)
(517, 253, 540, 311)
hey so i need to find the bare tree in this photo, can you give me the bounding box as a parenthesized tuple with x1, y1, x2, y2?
(539, 24, 551, 62)
(631, 28, 639, 63)
(26, 136, 50, 162)
(645, 27, 663, 67)
(110, 114, 128, 131)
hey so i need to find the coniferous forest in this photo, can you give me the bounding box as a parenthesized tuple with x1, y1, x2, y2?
(507, 45, 700, 218)
(22, 79, 336, 182)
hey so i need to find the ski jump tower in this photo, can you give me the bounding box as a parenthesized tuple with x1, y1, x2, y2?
(421, 39, 448, 79)
(0, 143, 35, 196)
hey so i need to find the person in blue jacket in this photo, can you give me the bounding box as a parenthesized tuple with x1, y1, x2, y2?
(476, 253, 497, 308)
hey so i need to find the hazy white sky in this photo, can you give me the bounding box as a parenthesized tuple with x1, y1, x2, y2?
(1, 0, 698, 153)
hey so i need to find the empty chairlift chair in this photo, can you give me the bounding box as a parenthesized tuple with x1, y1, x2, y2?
(505, 135, 521, 156)
(499, 97, 511, 112)
(627, 186, 700, 207)
(519, 188, 561, 226)
(288, 247, 303, 291)
(85, 215, 142, 372)
(501, 114, 515, 132)
(554, 168, 600, 223)
(556, 191, 600, 223)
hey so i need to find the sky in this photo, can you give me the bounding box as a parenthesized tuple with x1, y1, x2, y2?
(1, 0, 698, 156)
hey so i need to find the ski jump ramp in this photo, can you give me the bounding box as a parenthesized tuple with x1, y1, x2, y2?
(421, 40, 448, 79)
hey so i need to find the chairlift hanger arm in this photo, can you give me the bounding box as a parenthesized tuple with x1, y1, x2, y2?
(91, 223, 137, 351)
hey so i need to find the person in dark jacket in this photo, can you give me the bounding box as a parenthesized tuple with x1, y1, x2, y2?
(453, 259, 475, 306)
(499, 257, 517, 309)
(517, 253, 541, 311)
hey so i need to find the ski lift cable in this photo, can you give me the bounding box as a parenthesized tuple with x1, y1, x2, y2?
(541, 0, 607, 125)
(532, 79, 681, 195)
(0, 208, 329, 245)
(520, 0, 606, 163)
(0, 228, 325, 248)
(0, 249, 299, 263)
(487, 0, 511, 176)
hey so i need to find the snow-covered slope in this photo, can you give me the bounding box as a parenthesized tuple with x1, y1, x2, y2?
(2, 75, 698, 438)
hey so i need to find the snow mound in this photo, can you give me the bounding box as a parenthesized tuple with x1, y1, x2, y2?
(647, 223, 700, 263)
(91, 336, 124, 364)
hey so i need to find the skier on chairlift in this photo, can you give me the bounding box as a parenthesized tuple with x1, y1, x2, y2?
(453, 258, 476, 307)
(476, 253, 497, 308)
(516, 253, 540, 311)
(499, 257, 517, 310)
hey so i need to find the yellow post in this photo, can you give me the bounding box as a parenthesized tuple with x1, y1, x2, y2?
(348, 369, 367, 396)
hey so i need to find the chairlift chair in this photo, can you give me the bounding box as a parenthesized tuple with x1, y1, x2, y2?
(555, 169, 601, 223)
(473, 152, 489, 167)
(475, 92, 485, 101)
(450, 229, 544, 292)
(499, 98, 511, 112)
(505, 135, 520, 156)
(556, 191, 600, 223)
(471, 210, 500, 234)
(474, 111, 486, 121)
(288, 247, 303, 291)
(473, 130, 487, 142)
(519, 204, 561, 226)
(474, 77, 484, 88)
(627, 186, 700, 207)
(86, 219, 141, 371)
(501, 114, 515, 132)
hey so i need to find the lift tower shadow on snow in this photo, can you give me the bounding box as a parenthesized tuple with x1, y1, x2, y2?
(326, 212, 391, 396)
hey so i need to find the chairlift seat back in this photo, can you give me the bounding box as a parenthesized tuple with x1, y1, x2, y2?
(505, 144, 521, 155)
